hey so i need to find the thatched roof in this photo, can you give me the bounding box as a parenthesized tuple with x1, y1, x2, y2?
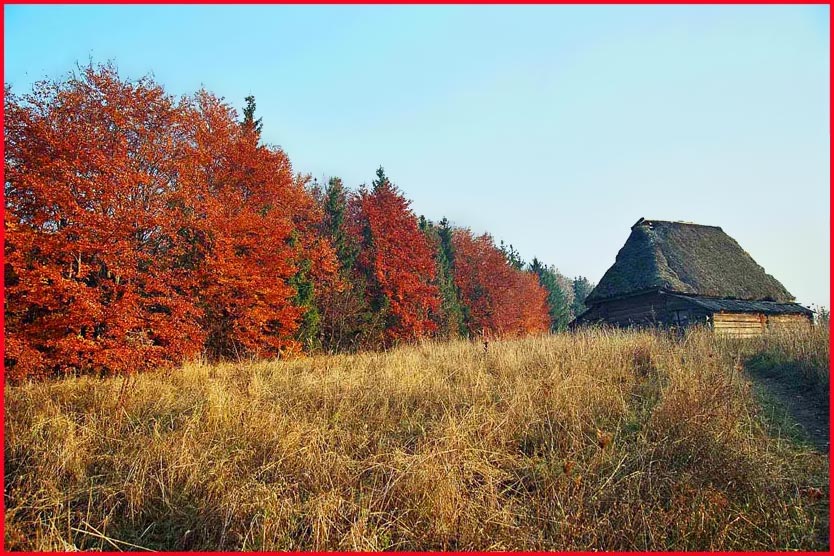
(586, 218, 796, 304)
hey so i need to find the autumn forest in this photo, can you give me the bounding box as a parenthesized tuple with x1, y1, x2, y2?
(4, 65, 594, 381)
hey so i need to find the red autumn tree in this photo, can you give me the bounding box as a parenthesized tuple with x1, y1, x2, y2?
(4, 67, 205, 379)
(451, 229, 549, 338)
(346, 168, 440, 344)
(173, 90, 338, 359)
(4, 66, 339, 379)
(508, 271, 552, 334)
(5, 63, 555, 381)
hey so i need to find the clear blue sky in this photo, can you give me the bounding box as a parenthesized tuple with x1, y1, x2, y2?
(5, 5, 830, 308)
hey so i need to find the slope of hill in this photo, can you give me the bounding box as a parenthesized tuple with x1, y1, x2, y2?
(4, 326, 829, 551)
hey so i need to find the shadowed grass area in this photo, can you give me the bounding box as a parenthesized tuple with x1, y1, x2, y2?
(734, 325, 830, 455)
(740, 324, 830, 396)
(4, 327, 829, 551)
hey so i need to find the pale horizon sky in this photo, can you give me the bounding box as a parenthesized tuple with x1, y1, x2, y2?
(5, 5, 830, 307)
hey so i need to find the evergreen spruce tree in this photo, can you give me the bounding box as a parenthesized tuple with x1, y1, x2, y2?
(287, 232, 321, 351)
(290, 255, 321, 351)
(241, 95, 263, 138)
(530, 257, 572, 331)
(359, 174, 388, 318)
(317, 177, 375, 352)
(323, 177, 358, 271)
(500, 240, 525, 270)
(422, 217, 467, 338)
(372, 166, 390, 192)
(572, 276, 594, 318)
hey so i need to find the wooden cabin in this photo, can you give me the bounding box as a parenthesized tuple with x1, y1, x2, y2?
(574, 218, 813, 336)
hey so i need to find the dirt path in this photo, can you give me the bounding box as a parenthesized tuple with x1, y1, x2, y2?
(745, 366, 829, 453)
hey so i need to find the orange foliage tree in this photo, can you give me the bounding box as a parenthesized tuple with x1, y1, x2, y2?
(4, 68, 205, 379)
(5, 64, 556, 380)
(4, 66, 338, 379)
(177, 91, 337, 359)
(451, 229, 549, 338)
(347, 169, 440, 344)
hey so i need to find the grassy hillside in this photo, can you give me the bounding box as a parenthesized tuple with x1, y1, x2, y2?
(5, 326, 829, 551)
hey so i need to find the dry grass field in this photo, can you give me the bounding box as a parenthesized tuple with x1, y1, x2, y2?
(4, 326, 829, 551)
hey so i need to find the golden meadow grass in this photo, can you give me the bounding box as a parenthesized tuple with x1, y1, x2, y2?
(4, 326, 829, 551)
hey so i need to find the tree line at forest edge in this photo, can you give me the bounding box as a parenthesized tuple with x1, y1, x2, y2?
(4, 66, 594, 380)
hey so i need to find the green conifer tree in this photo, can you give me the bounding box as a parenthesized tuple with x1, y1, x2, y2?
(530, 257, 572, 331)
(500, 240, 525, 270)
(372, 166, 390, 192)
(287, 232, 321, 351)
(241, 95, 263, 138)
(572, 276, 594, 318)
(422, 217, 467, 338)
(323, 177, 358, 271)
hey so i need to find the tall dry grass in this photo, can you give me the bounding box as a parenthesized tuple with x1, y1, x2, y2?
(4, 326, 829, 551)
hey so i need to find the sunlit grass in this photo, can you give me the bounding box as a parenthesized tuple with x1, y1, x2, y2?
(4, 326, 828, 551)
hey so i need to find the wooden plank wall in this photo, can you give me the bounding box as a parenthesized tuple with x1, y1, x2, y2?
(587, 293, 811, 334)
(664, 297, 711, 325)
(767, 314, 813, 330)
(713, 312, 811, 337)
(598, 293, 667, 325)
(712, 312, 766, 338)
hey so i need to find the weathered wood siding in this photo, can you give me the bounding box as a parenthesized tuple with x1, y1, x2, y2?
(580, 293, 811, 335)
(767, 313, 813, 330)
(663, 296, 711, 326)
(582, 292, 711, 327)
(712, 312, 811, 337)
(593, 292, 668, 326)
(711, 312, 766, 338)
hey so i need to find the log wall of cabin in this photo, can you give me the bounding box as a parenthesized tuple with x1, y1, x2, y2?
(712, 312, 766, 338)
(593, 293, 663, 325)
(591, 292, 678, 326)
(596, 294, 719, 326)
(584, 293, 810, 334)
(767, 313, 813, 330)
(662, 296, 712, 326)
(712, 312, 811, 337)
